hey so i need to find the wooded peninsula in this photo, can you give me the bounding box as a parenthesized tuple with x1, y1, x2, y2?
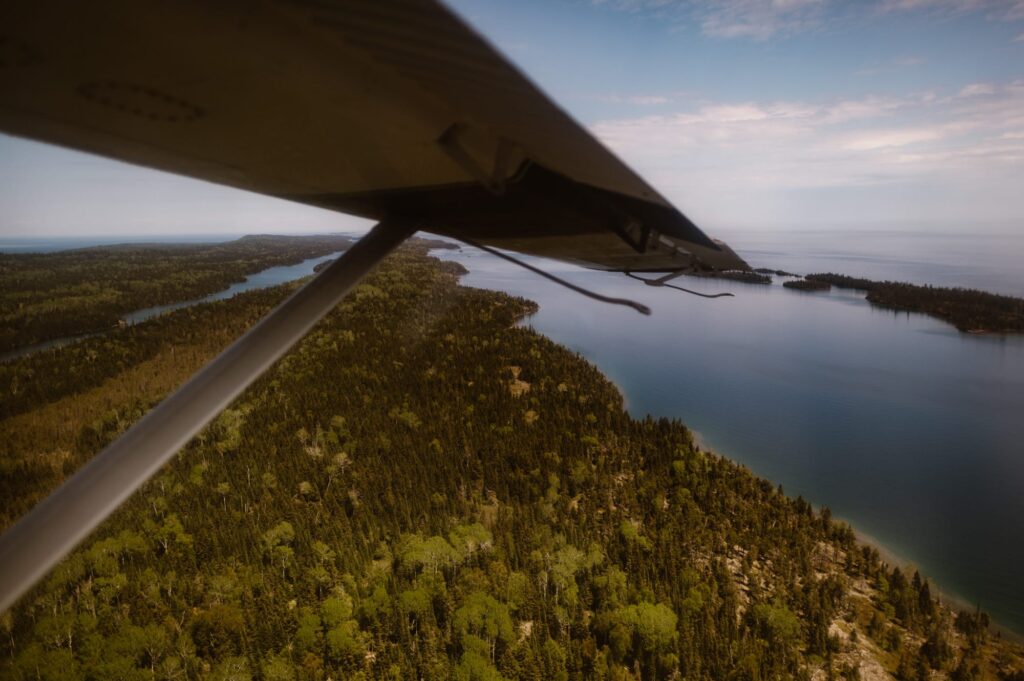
(801, 274, 1024, 334)
(1, 242, 1022, 680)
(0, 235, 353, 354)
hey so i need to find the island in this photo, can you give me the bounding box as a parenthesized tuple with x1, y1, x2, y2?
(804, 273, 1024, 334)
(690, 269, 773, 284)
(783, 279, 832, 292)
(1, 242, 1020, 680)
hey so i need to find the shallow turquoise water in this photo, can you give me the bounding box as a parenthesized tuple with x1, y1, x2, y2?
(436, 238, 1024, 634)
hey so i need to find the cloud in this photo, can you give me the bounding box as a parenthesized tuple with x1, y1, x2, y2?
(840, 127, 949, 151)
(856, 56, 926, 76)
(694, 0, 827, 39)
(598, 94, 673, 106)
(958, 82, 997, 97)
(594, 0, 1024, 40)
(589, 81, 1024, 208)
(589, 0, 830, 39)
(878, 0, 1024, 21)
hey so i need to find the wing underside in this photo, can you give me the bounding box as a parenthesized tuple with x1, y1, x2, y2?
(0, 0, 754, 613)
(0, 0, 747, 272)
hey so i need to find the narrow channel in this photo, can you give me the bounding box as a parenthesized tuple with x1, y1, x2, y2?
(0, 251, 344, 364)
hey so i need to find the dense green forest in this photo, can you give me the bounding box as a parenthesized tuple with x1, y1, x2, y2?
(783, 280, 831, 292)
(0, 235, 352, 354)
(802, 274, 1024, 333)
(690, 270, 772, 285)
(1, 245, 1022, 680)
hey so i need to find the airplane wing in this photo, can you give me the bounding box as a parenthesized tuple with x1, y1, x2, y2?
(0, 0, 749, 612)
(0, 0, 746, 273)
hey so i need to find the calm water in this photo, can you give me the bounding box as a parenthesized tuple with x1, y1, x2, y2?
(435, 231, 1024, 634)
(0, 252, 342, 362)
(720, 228, 1024, 297)
(6, 230, 1024, 632)
(122, 252, 342, 324)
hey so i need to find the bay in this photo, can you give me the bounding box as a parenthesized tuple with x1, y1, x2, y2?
(435, 230, 1024, 635)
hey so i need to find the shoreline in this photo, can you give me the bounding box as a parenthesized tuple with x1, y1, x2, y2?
(693, 409, 1024, 643)
(435, 245, 1024, 644)
(695, 412, 1024, 643)
(849, 527, 1024, 645)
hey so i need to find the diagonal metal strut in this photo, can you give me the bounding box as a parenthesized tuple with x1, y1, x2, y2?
(0, 220, 415, 613)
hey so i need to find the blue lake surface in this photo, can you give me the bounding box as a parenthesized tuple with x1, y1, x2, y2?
(5, 230, 1024, 633)
(122, 252, 342, 324)
(435, 231, 1024, 635)
(0, 251, 342, 363)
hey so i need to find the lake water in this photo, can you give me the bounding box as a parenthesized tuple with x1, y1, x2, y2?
(720, 228, 1024, 297)
(121, 252, 342, 324)
(434, 230, 1024, 635)
(5, 230, 1024, 633)
(0, 251, 343, 363)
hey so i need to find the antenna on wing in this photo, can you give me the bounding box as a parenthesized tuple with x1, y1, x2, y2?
(625, 271, 734, 299)
(461, 239, 652, 315)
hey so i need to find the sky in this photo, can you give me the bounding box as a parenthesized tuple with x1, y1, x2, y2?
(1, 0, 1022, 237)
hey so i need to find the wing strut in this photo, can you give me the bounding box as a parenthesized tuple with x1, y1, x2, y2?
(0, 220, 415, 613)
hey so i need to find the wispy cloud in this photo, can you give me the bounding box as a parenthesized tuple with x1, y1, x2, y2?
(590, 82, 1024, 205)
(879, 0, 1024, 20)
(597, 94, 674, 106)
(590, 0, 832, 39)
(855, 55, 926, 76)
(593, 0, 1024, 40)
(958, 82, 997, 97)
(696, 0, 827, 40)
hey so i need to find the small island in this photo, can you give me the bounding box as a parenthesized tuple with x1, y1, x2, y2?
(755, 267, 797, 277)
(783, 279, 832, 292)
(804, 273, 1024, 334)
(691, 269, 773, 284)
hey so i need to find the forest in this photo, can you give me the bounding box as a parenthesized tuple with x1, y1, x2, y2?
(802, 274, 1024, 333)
(1, 243, 1022, 680)
(689, 270, 772, 285)
(0, 234, 353, 354)
(783, 279, 831, 292)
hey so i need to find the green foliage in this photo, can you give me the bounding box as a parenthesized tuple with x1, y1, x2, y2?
(805, 272, 1024, 332)
(0, 234, 353, 356)
(192, 604, 245, 659)
(2, 243, 1019, 680)
(453, 592, 515, 654)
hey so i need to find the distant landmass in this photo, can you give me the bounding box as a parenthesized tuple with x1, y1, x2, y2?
(0, 234, 354, 355)
(707, 266, 1024, 335)
(800, 273, 1024, 334)
(783, 278, 831, 292)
